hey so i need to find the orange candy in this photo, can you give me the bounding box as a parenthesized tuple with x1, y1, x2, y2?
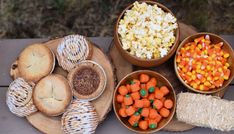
(140, 74, 150, 83)
(141, 108, 150, 117)
(154, 90, 164, 99)
(121, 103, 127, 108)
(116, 74, 173, 130)
(149, 108, 158, 119)
(140, 84, 146, 90)
(159, 108, 170, 118)
(153, 99, 163, 110)
(118, 86, 128, 95)
(139, 120, 148, 130)
(124, 95, 133, 106)
(160, 86, 170, 96)
(129, 113, 141, 123)
(134, 100, 144, 108)
(116, 94, 124, 103)
(164, 99, 173, 109)
(146, 82, 155, 90)
(142, 99, 150, 108)
(148, 93, 155, 101)
(131, 84, 140, 92)
(126, 84, 131, 92)
(176, 35, 231, 91)
(154, 114, 162, 123)
(160, 97, 166, 103)
(119, 107, 127, 117)
(125, 106, 135, 116)
(132, 79, 140, 85)
(131, 92, 140, 100)
(149, 77, 157, 86)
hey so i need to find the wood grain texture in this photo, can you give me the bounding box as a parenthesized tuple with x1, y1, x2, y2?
(109, 22, 197, 131)
(27, 113, 62, 134)
(0, 36, 233, 85)
(0, 37, 112, 86)
(109, 22, 229, 132)
(113, 70, 176, 133)
(0, 27, 234, 134)
(109, 42, 133, 81)
(1, 86, 234, 134)
(9, 38, 115, 134)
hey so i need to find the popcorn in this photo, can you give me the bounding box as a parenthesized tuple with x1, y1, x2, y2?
(159, 48, 168, 57)
(118, 1, 178, 59)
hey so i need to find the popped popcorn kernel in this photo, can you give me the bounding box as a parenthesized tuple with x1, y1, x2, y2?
(118, 1, 178, 59)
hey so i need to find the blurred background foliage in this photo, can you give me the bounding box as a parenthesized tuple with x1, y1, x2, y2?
(0, 0, 234, 38)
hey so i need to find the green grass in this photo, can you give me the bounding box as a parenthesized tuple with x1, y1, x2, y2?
(0, 0, 233, 38)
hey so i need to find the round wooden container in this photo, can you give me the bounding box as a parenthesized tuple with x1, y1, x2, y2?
(114, 0, 180, 67)
(110, 22, 229, 132)
(174, 32, 234, 94)
(10, 38, 115, 134)
(113, 70, 176, 133)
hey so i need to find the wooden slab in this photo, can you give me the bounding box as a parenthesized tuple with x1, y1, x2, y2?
(1, 37, 234, 134)
(10, 38, 115, 134)
(109, 43, 133, 80)
(109, 22, 227, 132)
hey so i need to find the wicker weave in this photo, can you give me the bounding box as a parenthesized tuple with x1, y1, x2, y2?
(176, 92, 234, 131)
(61, 99, 98, 134)
(6, 78, 37, 117)
(57, 35, 90, 71)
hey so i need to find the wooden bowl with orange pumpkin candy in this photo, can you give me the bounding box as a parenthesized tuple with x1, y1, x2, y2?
(113, 70, 176, 133)
(174, 32, 234, 94)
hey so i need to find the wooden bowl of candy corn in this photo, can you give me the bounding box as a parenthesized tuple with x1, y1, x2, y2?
(174, 32, 234, 94)
(113, 70, 176, 133)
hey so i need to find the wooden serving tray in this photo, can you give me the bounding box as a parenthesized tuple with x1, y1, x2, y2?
(109, 22, 228, 132)
(10, 38, 117, 134)
(8, 23, 228, 133)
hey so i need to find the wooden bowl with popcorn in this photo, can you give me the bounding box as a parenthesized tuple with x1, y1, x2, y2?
(174, 32, 234, 94)
(114, 1, 180, 67)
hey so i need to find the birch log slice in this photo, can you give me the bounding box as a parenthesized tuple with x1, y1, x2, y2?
(10, 38, 115, 134)
(109, 22, 228, 132)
